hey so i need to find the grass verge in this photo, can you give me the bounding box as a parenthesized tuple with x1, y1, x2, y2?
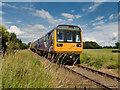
(2, 50, 52, 88)
(80, 49, 119, 70)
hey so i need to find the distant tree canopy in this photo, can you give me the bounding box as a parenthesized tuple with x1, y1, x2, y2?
(114, 42, 120, 49)
(83, 41, 102, 49)
(103, 46, 113, 49)
(83, 41, 120, 49)
(1, 25, 28, 55)
(27, 42, 31, 48)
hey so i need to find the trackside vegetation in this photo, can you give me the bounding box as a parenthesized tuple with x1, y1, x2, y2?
(1, 25, 28, 56)
(80, 49, 119, 70)
(2, 50, 52, 88)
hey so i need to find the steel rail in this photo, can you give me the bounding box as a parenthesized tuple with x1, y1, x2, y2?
(76, 64, 120, 82)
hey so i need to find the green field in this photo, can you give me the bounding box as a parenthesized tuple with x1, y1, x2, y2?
(2, 50, 52, 88)
(80, 49, 119, 70)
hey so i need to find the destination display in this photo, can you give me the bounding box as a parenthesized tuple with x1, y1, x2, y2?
(56, 25, 80, 31)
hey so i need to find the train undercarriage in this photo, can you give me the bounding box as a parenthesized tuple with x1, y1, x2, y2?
(30, 48, 80, 65)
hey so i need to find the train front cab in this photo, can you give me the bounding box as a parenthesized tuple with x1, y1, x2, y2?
(53, 29, 83, 54)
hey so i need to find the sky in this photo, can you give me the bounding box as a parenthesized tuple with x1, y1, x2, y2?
(0, 1, 119, 46)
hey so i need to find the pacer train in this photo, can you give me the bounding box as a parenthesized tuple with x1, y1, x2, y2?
(30, 25, 83, 64)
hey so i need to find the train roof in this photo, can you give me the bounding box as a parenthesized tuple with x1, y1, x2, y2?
(55, 24, 81, 31)
(56, 24, 80, 28)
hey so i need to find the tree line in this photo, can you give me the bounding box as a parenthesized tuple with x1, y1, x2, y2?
(1, 25, 31, 56)
(83, 41, 120, 49)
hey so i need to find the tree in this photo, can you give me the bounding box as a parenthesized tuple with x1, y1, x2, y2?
(83, 41, 102, 49)
(103, 46, 112, 49)
(28, 42, 31, 48)
(20, 43, 28, 49)
(1, 25, 28, 56)
(115, 42, 120, 49)
(1, 25, 10, 54)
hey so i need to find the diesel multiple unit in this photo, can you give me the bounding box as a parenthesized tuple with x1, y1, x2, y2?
(30, 25, 83, 64)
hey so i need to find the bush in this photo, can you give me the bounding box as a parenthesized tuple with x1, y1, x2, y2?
(106, 64, 118, 69)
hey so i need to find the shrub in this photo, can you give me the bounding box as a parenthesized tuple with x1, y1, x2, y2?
(106, 64, 118, 69)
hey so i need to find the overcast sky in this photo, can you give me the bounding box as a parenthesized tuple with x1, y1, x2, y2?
(1, 1, 119, 46)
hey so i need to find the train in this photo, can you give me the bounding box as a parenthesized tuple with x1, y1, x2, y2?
(30, 25, 83, 64)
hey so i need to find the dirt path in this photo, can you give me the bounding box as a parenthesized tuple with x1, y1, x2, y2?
(33, 51, 102, 88)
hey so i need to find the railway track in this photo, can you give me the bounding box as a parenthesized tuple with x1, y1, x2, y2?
(33, 50, 119, 89)
(64, 64, 119, 89)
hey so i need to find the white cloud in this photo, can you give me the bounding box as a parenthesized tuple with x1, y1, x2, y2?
(88, 2, 102, 12)
(0, 2, 2, 6)
(23, 24, 46, 32)
(2, 3, 17, 8)
(32, 9, 64, 25)
(68, 18, 73, 22)
(92, 20, 104, 26)
(32, 9, 52, 19)
(21, 7, 33, 11)
(61, 13, 82, 21)
(18, 24, 48, 43)
(86, 22, 118, 46)
(84, 37, 97, 42)
(81, 8, 86, 12)
(71, 10, 75, 13)
(109, 14, 114, 20)
(0, 11, 6, 14)
(96, 16, 104, 20)
(61, 13, 74, 19)
(81, 24, 88, 28)
(75, 15, 82, 18)
(7, 25, 24, 35)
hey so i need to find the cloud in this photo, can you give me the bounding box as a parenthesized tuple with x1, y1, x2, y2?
(61, 13, 74, 19)
(85, 22, 118, 46)
(71, 10, 75, 13)
(81, 24, 88, 28)
(109, 14, 114, 20)
(18, 24, 48, 42)
(84, 37, 97, 42)
(68, 18, 73, 22)
(32, 9, 64, 25)
(2, 3, 17, 8)
(21, 7, 33, 11)
(75, 15, 82, 18)
(88, 2, 102, 12)
(61, 13, 82, 21)
(0, 11, 6, 14)
(22, 7, 33, 11)
(96, 16, 104, 21)
(23, 24, 46, 32)
(92, 20, 104, 26)
(7, 25, 24, 35)
(81, 8, 86, 12)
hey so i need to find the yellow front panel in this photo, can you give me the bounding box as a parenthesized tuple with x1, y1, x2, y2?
(53, 29, 83, 54)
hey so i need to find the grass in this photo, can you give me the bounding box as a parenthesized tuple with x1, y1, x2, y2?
(80, 49, 119, 70)
(2, 50, 53, 88)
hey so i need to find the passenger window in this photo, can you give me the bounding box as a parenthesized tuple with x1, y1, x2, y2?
(57, 30, 64, 42)
(76, 32, 81, 42)
(66, 31, 72, 42)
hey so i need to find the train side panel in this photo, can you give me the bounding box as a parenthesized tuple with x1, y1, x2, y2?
(33, 30, 55, 52)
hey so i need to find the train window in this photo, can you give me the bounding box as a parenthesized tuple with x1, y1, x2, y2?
(57, 30, 64, 42)
(66, 31, 72, 42)
(75, 32, 81, 42)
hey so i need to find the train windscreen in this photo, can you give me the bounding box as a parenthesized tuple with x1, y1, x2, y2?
(57, 30, 81, 43)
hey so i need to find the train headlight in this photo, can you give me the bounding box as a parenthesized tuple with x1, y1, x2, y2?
(77, 44, 81, 47)
(57, 44, 63, 47)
